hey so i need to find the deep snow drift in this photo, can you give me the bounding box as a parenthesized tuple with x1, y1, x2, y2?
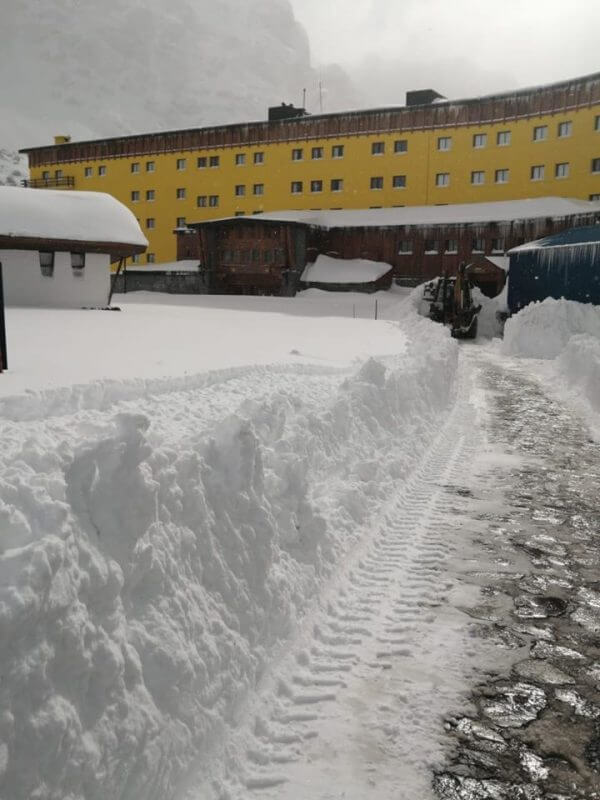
(503, 297, 600, 434)
(0, 291, 460, 799)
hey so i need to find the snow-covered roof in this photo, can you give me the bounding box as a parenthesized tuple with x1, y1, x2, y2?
(301, 255, 393, 284)
(201, 198, 600, 230)
(0, 187, 148, 252)
(486, 256, 510, 272)
(509, 223, 600, 253)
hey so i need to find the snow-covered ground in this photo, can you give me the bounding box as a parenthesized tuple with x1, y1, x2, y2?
(2, 288, 599, 800)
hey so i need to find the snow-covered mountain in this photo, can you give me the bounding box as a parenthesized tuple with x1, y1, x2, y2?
(0, 0, 360, 182)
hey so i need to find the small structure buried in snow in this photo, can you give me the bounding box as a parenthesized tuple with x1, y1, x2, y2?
(300, 254, 393, 293)
(0, 187, 147, 308)
(507, 224, 600, 314)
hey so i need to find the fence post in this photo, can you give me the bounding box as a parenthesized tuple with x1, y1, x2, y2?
(0, 263, 7, 371)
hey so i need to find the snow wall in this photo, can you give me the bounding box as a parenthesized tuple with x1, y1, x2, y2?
(503, 297, 600, 424)
(0, 317, 459, 800)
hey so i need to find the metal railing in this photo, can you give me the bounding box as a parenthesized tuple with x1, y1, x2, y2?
(21, 176, 75, 189)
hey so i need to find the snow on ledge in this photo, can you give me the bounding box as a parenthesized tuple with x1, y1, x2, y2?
(301, 254, 393, 284)
(0, 186, 148, 246)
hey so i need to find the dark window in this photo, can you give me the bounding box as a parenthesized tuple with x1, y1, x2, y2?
(71, 253, 85, 271)
(197, 195, 207, 207)
(311, 180, 323, 193)
(176, 217, 186, 227)
(209, 195, 219, 207)
(372, 141, 385, 155)
(84, 167, 93, 177)
(398, 240, 412, 253)
(370, 176, 384, 189)
(146, 161, 155, 172)
(312, 147, 323, 159)
(235, 153, 246, 165)
(444, 239, 458, 253)
(176, 158, 187, 170)
(197, 157, 207, 168)
(131, 190, 140, 201)
(592, 158, 600, 173)
(424, 240, 438, 253)
(131, 163, 140, 173)
(147, 253, 155, 263)
(98, 166, 106, 176)
(146, 218, 155, 229)
(472, 237, 485, 252)
(253, 183, 264, 195)
(209, 156, 220, 167)
(254, 152, 265, 164)
(234, 211, 245, 216)
(235, 185, 245, 196)
(590, 193, 600, 201)
(331, 179, 343, 191)
(291, 148, 303, 161)
(176, 187, 186, 199)
(291, 181, 303, 193)
(39, 251, 54, 277)
(394, 139, 408, 153)
(332, 145, 344, 158)
(491, 238, 505, 252)
(392, 175, 406, 188)
(146, 189, 155, 201)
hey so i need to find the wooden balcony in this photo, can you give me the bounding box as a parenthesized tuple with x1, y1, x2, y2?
(21, 176, 75, 189)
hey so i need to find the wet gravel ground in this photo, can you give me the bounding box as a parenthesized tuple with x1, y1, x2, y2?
(435, 358, 600, 800)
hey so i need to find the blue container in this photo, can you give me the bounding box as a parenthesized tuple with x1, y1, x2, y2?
(507, 225, 600, 314)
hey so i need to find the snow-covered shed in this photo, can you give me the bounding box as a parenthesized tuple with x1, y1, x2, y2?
(0, 187, 147, 307)
(300, 255, 393, 293)
(507, 225, 600, 314)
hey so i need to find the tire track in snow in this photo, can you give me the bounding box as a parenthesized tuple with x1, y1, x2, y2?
(186, 354, 486, 800)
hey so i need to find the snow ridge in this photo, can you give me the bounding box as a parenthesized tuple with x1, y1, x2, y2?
(0, 316, 458, 800)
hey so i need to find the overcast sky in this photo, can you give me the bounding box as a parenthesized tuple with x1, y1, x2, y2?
(291, 0, 600, 99)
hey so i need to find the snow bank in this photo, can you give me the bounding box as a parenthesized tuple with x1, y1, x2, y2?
(301, 254, 392, 284)
(472, 285, 507, 339)
(503, 297, 600, 433)
(0, 187, 147, 246)
(0, 313, 458, 800)
(503, 297, 600, 359)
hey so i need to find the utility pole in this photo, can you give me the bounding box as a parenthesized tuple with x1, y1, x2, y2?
(0, 263, 7, 371)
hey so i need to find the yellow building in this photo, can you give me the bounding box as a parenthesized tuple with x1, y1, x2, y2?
(20, 72, 600, 265)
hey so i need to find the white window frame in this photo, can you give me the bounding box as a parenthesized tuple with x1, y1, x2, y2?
(555, 162, 569, 179)
(437, 137, 452, 151)
(497, 130, 511, 146)
(435, 172, 450, 187)
(471, 170, 485, 185)
(533, 125, 548, 142)
(495, 168, 509, 184)
(558, 121, 572, 138)
(530, 165, 545, 181)
(473, 134, 487, 149)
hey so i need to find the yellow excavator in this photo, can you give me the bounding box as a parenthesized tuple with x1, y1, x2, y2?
(424, 263, 481, 339)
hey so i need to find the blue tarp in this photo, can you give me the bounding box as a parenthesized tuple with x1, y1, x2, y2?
(507, 225, 600, 314)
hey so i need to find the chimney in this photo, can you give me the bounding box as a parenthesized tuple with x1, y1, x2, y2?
(405, 90, 445, 107)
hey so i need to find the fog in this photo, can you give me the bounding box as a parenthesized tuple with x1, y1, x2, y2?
(291, 0, 600, 108)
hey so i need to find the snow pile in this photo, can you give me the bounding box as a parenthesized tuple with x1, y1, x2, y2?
(0, 187, 148, 247)
(472, 285, 507, 339)
(503, 297, 600, 359)
(0, 309, 458, 799)
(503, 297, 600, 432)
(301, 254, 392, 284)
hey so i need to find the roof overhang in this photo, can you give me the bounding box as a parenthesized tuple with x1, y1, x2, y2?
(0, 235, 146, 261)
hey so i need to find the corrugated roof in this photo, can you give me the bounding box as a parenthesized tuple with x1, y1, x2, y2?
(509, 224, 600, 252)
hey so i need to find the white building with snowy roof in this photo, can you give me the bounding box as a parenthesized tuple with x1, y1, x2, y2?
(0, 187, 147, 308)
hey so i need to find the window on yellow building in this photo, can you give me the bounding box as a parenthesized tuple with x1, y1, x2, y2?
(558, 121, 572, 138)
(530, 164, 545, 180)
(590, 194, 600, 200)
(131, 163, 140, 173)
(533, 125, 548, 141)
(555, 162, 569, 178)
(146, 161, 155, 172)
(394, 139, 408, 153)
(209, 156, 219, 167)
(42, 171, 50, 179)
(176, 187, 186, 199)
(84, 167, 92, 177)
(55, 169, 63, 179)
(332, 145, 344, 158)
(98, 165, 106, 176)
(596, 116, 600, 131)
(197, 157, 207, 168)
(254, 152, 265, 164)
(209, 195, 219, 207)
(176, 217, 186, 227)
(197, 195, 207, 207)
(370, 176, 384, 189)
(312, 147, 323, 159)
(473, 134, 487, 148)
(131, 190, 140, 201)
(131, 254, 140, 264)
(291, 181, 303, 193)
(235, 185, 245, 196)
(437, 137, 451, 151)
(253, 184, 264, 195)
(292, 148, 303, 161)
(177, 158, 187, 170)
(392, 175, 406, 188)
(592, 158, 600, 173)
(372, 141, 385, 155)
(147, 253, 155, 263)
(471, 170, 485, 185)
(235, 153, 246, 166)
(146, 218, 155, 229)
(146, 190, 155, 201)
(435, 172, 450, 186)
(331, 178, 343, 191)
(495, 168, 509, 183)
(311, 180, 323, 193)
(497, 131, 511, 146)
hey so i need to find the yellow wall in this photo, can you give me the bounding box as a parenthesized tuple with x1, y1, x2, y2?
(30, 106, 600, 264)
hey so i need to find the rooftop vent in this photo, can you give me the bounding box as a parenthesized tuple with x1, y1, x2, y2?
(54, 135, 71, 144)
(268, 103, 309, 122)
(405, 90, 445, 107)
